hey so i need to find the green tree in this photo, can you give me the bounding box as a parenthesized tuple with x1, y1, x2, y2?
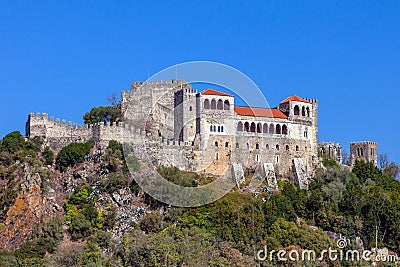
(55, 141, 93, 171)
(83, 102, 122, 125)
(0, 131, 25, 153)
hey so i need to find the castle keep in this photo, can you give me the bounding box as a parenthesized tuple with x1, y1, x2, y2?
(26, 80, 377, 188)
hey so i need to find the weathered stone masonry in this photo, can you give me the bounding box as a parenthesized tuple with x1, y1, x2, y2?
(26, 80, 378, 188)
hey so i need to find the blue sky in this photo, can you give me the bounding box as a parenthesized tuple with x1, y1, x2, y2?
(1, 1, 399, 164)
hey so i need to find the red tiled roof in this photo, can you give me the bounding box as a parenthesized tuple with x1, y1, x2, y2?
(234, 106, 288, 119)
(200, 88, 233, 97)
(280, 95, 311, 104)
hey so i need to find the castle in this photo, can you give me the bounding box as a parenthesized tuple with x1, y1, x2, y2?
(26, 80, 378, 189)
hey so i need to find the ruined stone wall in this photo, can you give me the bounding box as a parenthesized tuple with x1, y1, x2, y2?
(123, 80, 190, 140)
(318, 142, 343, 163)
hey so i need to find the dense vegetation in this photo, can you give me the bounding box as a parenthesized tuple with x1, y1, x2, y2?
(1, 131, 400, 266)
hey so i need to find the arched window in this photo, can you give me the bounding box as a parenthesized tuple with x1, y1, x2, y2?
(302, 106, 306, 116)
(282, 125, 288, 135)
(215, 141, 218, 147)
(263, 123, 268, 133)
(221, 126, 224, 132)
(269, 124, 275, 134)
(286, 145, 290, 151)
(224, 100, 230, 110)
(257, 123, 262, 133)
(237, 121, 243, 132)
(276, 124, 281, 134)
(256, 143, 259, 149)
(266, 144, 269, 150)
(225, 142, 229, 147)
(256, 155, 259, 162)
(244, 122, 250, 132)
(210, 125, 213, 132)
(276, 144, 280, 150)
(306, 107, 310, 117)
(189, 106, 192, 111)
(250, 122, 256, 132)
(213, 126, 216, 132)
(218, 126, 221, 132)
(304, 131, 308, 138)
(246, 143, 249, 149)
(236, 143, 239, 149)
(204, 99, 210, 109)
(217, 99, 223, 110)
(215, 153, 219, 160)
(276, 156, 279, 163)
(294, 105, 300, 115)
(296, 145, 299, 151)
(211, 99, 216, 110)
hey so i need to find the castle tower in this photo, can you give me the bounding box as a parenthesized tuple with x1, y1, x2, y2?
(350, 141, 378, 166)
(279, 96, 319, 173)
(196, 89, 235, 150)
(174, 86, 197, 144)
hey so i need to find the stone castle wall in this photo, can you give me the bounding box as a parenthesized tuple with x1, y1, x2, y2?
(26, 113, 92, 151)
(25, 80, 378, 186)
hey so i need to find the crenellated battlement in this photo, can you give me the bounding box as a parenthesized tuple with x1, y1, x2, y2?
(28, 112, 91, 130)
(26, 111, 151, 150)
(350, 141, 378, 146)
(130, 80, 191, 92)
(304, 98, 318, 104)
(131, 79, 188, 88)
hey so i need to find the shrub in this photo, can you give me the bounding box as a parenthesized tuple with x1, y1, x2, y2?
(25, 136, 43, 153)
(0, 250, 18, 267)
(125, 155, 140, 172)
(322, 157, 340, 168)
(140, 212, 164, 234)
(70, 213, 94, 240)
(129, 179, 140, 196)
(102, 205, 117, 230)
(39, 216, 64, 253)
(43, 146, 54, 165)
(107, 140, 123, 159)
(158, 166, 198, 187)
(0, 188, 17, 221)
(94, 230, 111, 248)
(56, 141, 93, 171)
(15, 240, 47, 262)
(102, 173, 128, 194)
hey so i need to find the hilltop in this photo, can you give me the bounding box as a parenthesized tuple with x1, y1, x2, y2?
(0, 130, 399, 266)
